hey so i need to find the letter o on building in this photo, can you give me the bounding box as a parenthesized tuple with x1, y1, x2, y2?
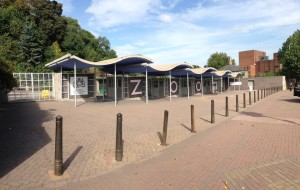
(171, 81, 178, 93)
(196, 81, 201, 92)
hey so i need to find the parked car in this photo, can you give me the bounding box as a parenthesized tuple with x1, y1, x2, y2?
(294, 81, 300, 97)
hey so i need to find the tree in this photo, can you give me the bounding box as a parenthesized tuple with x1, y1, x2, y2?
(19, 20, 44, 71)
(0, 58, 17, 91)
(207, 52, 231, 69)
(0, 1, 117, 73)
(278, 30, 300, 81)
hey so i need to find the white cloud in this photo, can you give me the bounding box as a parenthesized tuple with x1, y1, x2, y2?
(84, 0, 300, 66)
(85, 0, 162, 29)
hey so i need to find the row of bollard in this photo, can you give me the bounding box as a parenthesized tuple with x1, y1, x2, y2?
(52, 86, 282, 176)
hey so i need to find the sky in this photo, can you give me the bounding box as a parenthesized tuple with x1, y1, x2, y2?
(56, 0, 300, 67)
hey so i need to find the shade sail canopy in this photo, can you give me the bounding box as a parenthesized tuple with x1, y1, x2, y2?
(201, 70, 232, 78)
(103, 62, 195, 75)
(45, 54, 154, 71)
(230, 72, 243, 78)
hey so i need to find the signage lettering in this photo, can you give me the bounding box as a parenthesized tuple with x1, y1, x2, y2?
(130, 79, 142, 95)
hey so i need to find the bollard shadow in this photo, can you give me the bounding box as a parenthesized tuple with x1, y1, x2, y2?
(181, 124, 191, 132)
(0, 102, 53, 178)
(241, 111, 300, 125)
(215, 113, 226, 117)
(199, 117, 211, 123)
(157, 132, 163, 144)
(63, 146, 83, 171)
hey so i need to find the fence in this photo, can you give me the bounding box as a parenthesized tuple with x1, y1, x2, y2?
(7, 73, 55, 102)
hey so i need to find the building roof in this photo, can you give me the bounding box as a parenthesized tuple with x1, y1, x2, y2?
(45, 54, 154, 71)
(220, 65, 247, 72)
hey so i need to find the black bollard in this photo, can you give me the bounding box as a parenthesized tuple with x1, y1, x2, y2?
(211, 100, 215, 123)
(236, 95, 239, 112)
(225, 96, 229, 117)
(55, 115, 63, 176)
(254, 91, 256, 103)
(115, 113, 123, 162)
(191, 105, 195, 133)
(261, 89, 263, 99)
(249, 92, 251, 105)
(243, 93, 246, 108)
(258, 90, 260, 101)
(161, 110, 169, 146)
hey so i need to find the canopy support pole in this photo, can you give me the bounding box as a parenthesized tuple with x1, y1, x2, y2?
(169, 71, 171, 102)
(201, 75, 203, 97)
(228, 77, 230, 93)
(60, 66, 62, 100)
(114, 63, 117, 106)
(211, 75, 214, 94)
(221, 77, 223, 94)
(74, 62, 77, 108)
(145, 67, 148, 104)
(187, 72, 189, 99)
(234, 78, 236, 91)
(103, 74, 105, 101)
(239, 77, 241, 91)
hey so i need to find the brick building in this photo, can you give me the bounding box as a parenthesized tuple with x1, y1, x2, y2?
(238, 50, 282, 77)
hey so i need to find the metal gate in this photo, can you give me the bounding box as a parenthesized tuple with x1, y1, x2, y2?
(8, 73, 55, 102)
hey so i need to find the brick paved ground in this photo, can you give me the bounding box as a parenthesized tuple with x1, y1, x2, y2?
(1, 89, 299, 189)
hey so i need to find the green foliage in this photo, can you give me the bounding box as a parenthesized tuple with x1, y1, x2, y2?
(19, 20, 44, 71)
(0, 58, 17, 91)
(207, 52, 232, 69)
(278, 29, 300, 80)
(0, 0, 117, 74)
(192, 65, 200, 68)
(256, 72, 280, 77)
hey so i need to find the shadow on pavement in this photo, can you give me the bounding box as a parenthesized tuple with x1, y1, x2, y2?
(0, 102, 53, 178)
(199, 117, 211, 123)
(64, 146, 83, 171)
(157, 132, 163, 144)
(181, 124, 191, 132)
(241, 111, 299, 125)
(280, 98, 300, 103)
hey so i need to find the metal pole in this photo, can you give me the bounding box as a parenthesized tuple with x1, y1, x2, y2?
(211, 75, 213, 94)
(161, 110, 169, 146)
(225, 96, 229, 117)
(228, 77, 230, 93)
(243, 93, 246, 108)
(103, 75, 105, 101)
(211, 100, 215, 123)
(114, 63, 117, 106)
(258, 90, 260, 101)
(146, 67, 148, 104)
(115, 113, 123, 162)
(236, 95, 239, 112)
(187, 72, 189, 99)
(191, 105, 195, 133)
(169, 71, 171, 101)
(254, 91, 256, 103)
(201, 75, 203, 97)
(221, 77, 223, 93)
(239, 77, 241, 91)
(54, 115, 63, 176)
(60, 66, 63, 100)
(233, 78, 236, 92)
(249, 91, 251, 105)
(31, 73, 34, 100)
(74, 62, 77, 107)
